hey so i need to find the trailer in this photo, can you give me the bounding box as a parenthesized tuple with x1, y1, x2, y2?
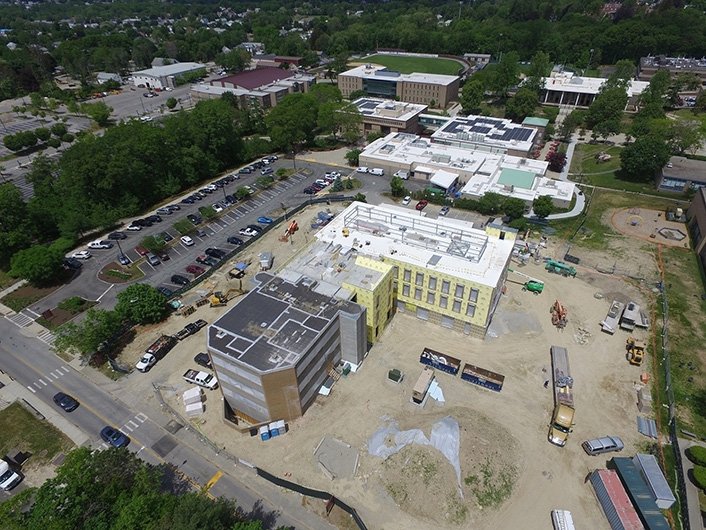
(412, 367, 435, 404)
(461, 363, 505, 392)
(549, 346, 575, 446)
(419, 347, 461, 376)
(146, 334, 177, 357)
(551, 510, 575, 530)
(601, 300, 624, 335)
(619, 301, 640, 331)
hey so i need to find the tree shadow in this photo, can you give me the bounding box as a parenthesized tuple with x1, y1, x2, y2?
(237, 499, 283, 530)
(158, 462, 195, 495)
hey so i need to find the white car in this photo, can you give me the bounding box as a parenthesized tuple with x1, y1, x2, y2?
(180, 235, 194, 246)
(135, 353, 157, 373)
(87, 240, 113, 249)
(402, 196, 411, 206)
(239, 227, 258, 237)
(212, 203, 223, 213)
(394, 170, 409, 180)
(356, 167, 369, 174)
(315, 179, 329, 187)
(330, 171, 341, 178)
(126, 224, 142, 231)
(206, 184, 218, 192)
(70, 250, 92, 260)
(369, 168, 384, 176)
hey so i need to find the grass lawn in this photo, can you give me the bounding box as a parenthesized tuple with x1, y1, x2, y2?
(0, 402, 74, 464)
(672, 109, 706, 133)
(360, 54, 461, 75)
(0, 269, 18, 290)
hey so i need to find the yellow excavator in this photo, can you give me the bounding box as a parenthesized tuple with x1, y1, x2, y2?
(626, 337, 646, 366)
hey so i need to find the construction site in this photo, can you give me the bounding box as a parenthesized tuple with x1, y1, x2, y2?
(114, 200, 659, 530)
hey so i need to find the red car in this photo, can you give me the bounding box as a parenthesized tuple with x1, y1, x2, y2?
(415, 200, 429, 211)
(185, 264, 205, 276)
(135, 245, 149, 256)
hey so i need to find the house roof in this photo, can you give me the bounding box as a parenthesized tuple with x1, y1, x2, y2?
(663, 156, 706, 183)
(213, 67, 296, 90)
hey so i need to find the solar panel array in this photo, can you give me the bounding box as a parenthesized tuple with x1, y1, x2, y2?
(438, 115, 534, 144)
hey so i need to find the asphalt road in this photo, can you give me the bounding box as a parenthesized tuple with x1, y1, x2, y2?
(27, 159, 352, 315)
(0, 318, 333, 529)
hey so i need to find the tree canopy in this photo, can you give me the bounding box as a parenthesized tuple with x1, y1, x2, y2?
(115, 284, 169, 325)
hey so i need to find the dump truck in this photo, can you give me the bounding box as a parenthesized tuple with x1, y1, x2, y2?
(183, 369, 218, 390)
(549, 345, 575, 447)
(626, 337, 645, 366)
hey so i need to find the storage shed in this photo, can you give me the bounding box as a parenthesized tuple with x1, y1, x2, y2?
(632, 453, 676, 509)
(589, 469, 643, 530)
(611, 457, 671, 530)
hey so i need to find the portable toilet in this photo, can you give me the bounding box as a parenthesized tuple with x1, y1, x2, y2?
(268, 421, 280, 437)
(259, 425, 270, 441)
(276, 420, 286, 435)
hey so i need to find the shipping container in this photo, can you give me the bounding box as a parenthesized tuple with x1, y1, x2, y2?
(632, 453, 676, 510)
(461, 363, 505, 392)
(419, 347, 461, 376)
(589, 469, 643, 530)
(412, 367, 435, 404)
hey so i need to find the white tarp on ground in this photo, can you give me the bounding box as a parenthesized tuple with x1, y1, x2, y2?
(367, 416, 462, 488)
(428, 380, 445, 402)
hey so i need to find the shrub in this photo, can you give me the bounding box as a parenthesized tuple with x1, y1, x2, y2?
(47, 137, 61, 149)
(61, 133, 75, 143)
(694, 466, 706, 491)
(58, 296, 88, 314)
(686, 446, 706, 467)
(198, 206, 217, 220)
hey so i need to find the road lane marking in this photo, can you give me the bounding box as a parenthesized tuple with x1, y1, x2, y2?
(135, 413, 148, 422)
(52, 370, 62, 378)
(96, 284, 114, 302)
(123, 423, 134, 432)
(33, 382, 42, 389)
(27, 386, 36, 393)
(127, 420, 139, 429)
(61, 366, 69, 373)
(205, 470, 223, 491)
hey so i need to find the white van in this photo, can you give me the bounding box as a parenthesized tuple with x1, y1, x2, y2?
(0, 459, 21, 490)
(369, 168, 384, 176)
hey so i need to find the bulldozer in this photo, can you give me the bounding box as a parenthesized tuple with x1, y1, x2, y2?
(208, 288, 244, 308)
(626, 337, 646, 366)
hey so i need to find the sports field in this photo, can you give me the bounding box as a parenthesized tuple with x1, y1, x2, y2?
(360, 54, 462, 75)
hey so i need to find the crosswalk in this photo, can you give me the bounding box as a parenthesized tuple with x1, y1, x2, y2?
(26, 365, 70, 393)
(5, 311, 35, 327)
(37, 328, 56, 346)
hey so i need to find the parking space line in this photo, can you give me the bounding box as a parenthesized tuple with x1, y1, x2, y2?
(135, 412, 148, 422)
(27, 386, 36, 393)
(127, 420, 139, 429)
(123, 423, 134, 432)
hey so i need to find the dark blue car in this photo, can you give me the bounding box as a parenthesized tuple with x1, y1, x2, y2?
(100, 426, 130, 448)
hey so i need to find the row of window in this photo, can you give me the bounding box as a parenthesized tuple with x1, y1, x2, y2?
(400, 283, 476, 317)
(402, 269, 479, 302)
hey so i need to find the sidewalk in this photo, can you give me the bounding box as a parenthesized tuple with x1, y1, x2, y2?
(678, 438, 705, 530)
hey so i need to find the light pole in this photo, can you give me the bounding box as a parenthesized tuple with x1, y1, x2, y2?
(584, 49, 594, 76)
(115, 239, 124, 260)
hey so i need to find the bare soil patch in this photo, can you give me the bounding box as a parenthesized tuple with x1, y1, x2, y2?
(611, 208, 690, 249)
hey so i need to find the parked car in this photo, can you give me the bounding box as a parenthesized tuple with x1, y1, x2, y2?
(180, 235, 194, 246)
(192, 193, 204, 200)
(416, 200, 429, 211)
(205, 247, 226, 259)
(187, 214, 202, 224)
(135, 353, 157, 372)
(257, 216, 274, 224)
(238, 167, 252, 175)
(146, 253, 161, 266)
(186, 264, 205, 275)
(227, 236, 244, 245)
(63, 257, 83, 270)
(171, 274, 190, 286)
(224, 194, 236, 205)
(100, 426, 129, 448)
(118, 253, 131, 266)
(107, 231, 127, 240)
(247, 224, 263, 233)
(135, 245, 149, 256)
(53, 392, 79, 412)
(70, 250, 92, 260)
(158, 232, 173, 242)
(181, 196, 195, 205)
(402, 195, 412, 206)
(193, 319, 207, 330)
(126, 223, 142, 231)
(88, 240, 114, 250)
(206, 184, 217, 192)
(439, 206, 450, 216)
(166, 204, 181, 211)
(145, 214, 162, 223)
(158, 251, 170, 262)
(303, 187, 316, 195)
(157, 286, 173, 297)
(356, 166, 369, 174)
(199, 187, 213, 195)
(212, 203, 224, 213)
(194, 352, 212, 369)
(581, 436, 624, 456)
(261, 167, 273, 175)
(239, 227, 258, 237)
(196, 255, 220, 267)
(156, 208, 172, 215)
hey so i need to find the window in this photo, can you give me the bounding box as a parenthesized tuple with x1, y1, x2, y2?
(402, 284, 410, 297)
(455, 284, 465, 299)
(415, 272, 424, 286)
(414, 288, 422, 301)
(403, 269, 411, 282)
(453, 300, 462, 313)
(441, 280, 450, 294)
(426, 292, 435, 304)
(466, 304, 476, 317)
(469, 288, 479, 303)
(439, 295, 448, 309)
(428, 277, 437, 290)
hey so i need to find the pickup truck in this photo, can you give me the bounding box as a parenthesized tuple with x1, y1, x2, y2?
(0, 459, 21, 491)
(136, 335, 176, 372)
(183, 369, 218, 390)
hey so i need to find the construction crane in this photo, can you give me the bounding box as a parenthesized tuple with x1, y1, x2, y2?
(507, 268, 544, 294)
(551, 300, 567, 328)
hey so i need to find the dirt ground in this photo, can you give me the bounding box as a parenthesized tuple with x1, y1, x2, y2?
(116, 205, 658, 530)
(611, 207, 691, 249)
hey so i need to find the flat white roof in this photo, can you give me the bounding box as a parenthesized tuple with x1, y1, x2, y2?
(353, 97, 427, 122)
(134, 62, 205, 78)
(430, 169, 459, 189)
(343, 64, 459, 86)
(461, 172, 574, 203)
(542, 71, 649, 97)
(360, 132, 548, 181)
(192, 84, 251, 96)
(316, 202, 514, 287)
(431, 115, 537, 153)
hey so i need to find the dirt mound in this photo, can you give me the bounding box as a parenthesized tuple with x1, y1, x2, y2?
(370, 407, 521, 527)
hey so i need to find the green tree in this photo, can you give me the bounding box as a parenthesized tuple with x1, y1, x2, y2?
(216, 49, 251, 73)
(115, 283, 169, 324)
(503, 198, 526, 220)
(54, 308, 123, 358)
(332, 176, 344, 192)
(489, 51, 520, 98)
(524, 51, 551, 93)
(345, 148, 361, 166)
(235, 186, 252, 200)
(505, 87, 539, 121)
(9, 244, 63, 285)
(477, 192, 505, 215)
(2, 133, 24, 152)
(605, 59, 635, 90)
(317, 101, 361, 141)
(460, 80, 484, 114)
(166, 97, 178, 110)
(586, 86, 628, 132)
(352, 192, 367, 202)
(666, 120, 705, 155)
(619, 133, 671, 181)
(348, 89, 367, 101)
(390, 175, 407, 198)
(34, 127, 51, 142)
(0, 183, 32, 266)
(638, 69, 670, 120)
(265, 93, 318, 156)
(309, 84, 343, 104)
(532, 195, 554, 219)
(80, 101, 112, 126)
(51, 122, 68, 137)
